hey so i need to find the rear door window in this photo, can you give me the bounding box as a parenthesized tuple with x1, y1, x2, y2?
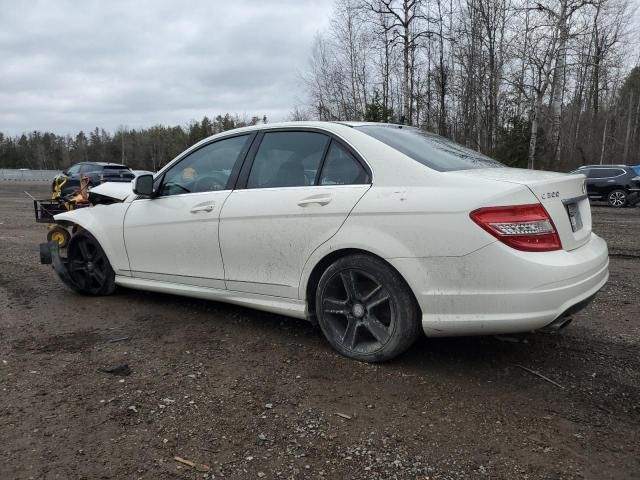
(589, 168, 623, 178)
(319, 141, 368, 185)
(247, 132, 329, 188)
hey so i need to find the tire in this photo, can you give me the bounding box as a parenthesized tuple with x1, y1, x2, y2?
(315, 254, 421, 362)
(65, 231, 116, 296)
(607, 189, 628, 208)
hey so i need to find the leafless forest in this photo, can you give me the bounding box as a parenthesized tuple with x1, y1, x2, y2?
(298, 0, 639, 170)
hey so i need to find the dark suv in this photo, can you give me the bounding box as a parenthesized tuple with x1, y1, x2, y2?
(54, 162, 135, 196)
(571, 165, 640, 208)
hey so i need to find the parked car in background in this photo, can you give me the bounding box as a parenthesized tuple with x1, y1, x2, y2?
(132, 170, 155, 178)
(42, 122, 609, 362)
(571, 165, 640, 208)
(54, 162, 135, 196)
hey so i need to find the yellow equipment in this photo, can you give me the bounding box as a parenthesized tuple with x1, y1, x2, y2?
(31, 174, 91, 248)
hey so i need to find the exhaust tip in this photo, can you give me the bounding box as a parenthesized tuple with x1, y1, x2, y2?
(540, 317, 573, 333)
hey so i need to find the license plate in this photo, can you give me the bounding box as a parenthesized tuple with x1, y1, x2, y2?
(566, 202, 582, 232)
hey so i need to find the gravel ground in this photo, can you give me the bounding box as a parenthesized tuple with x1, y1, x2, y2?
(1, 182, 638, 480)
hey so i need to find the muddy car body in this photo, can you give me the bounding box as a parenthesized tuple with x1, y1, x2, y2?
(43, 121, 609, 361)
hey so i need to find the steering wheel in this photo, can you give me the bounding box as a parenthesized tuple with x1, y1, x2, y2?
(194, 173, 228, 192)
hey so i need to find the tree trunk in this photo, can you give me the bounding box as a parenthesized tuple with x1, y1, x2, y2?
(632, 92, 640, 157)
(624, 90, 635, 162)
(403, 35, 411, 123)
(550, 14, 568, 166)
(528, 95, 543, 169)
(599, 112, 609, 165)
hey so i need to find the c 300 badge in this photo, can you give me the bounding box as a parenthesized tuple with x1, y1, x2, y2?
(541, 191, 560, 199)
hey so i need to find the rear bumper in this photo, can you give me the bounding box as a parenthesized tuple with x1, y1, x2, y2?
(389, 233, 609, 337)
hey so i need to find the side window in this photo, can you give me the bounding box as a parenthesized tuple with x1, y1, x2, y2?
(160, 135, 250, 196)
(247, 132, 329, 189)
(592, 168, 624, 178)
(319, 141, 368, 185)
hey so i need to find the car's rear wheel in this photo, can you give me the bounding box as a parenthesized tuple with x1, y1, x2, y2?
(66, 232, 115, 296)
(608, 189, 628, 208)
(315, 254, 420, 362)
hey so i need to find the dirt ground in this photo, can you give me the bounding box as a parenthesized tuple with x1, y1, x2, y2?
(1, 182, 638, 480)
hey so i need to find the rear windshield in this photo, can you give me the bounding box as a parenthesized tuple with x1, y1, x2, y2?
(356, 125, 503, 172)
(633, 165, 640, 176)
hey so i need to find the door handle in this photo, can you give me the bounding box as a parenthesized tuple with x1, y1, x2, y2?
(297, 195, 332, 207)
(190, 204, 215, 214)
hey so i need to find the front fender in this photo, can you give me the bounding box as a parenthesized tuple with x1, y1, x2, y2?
(55, 203, 131, 275)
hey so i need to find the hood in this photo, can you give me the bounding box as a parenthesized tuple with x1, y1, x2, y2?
(89, 181, 133, 202)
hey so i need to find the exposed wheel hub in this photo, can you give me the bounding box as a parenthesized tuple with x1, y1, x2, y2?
(351, 303, 365, 318)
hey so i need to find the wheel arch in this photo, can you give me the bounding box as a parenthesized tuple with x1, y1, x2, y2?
(303, 248, 422, 324)
(53, 207, 129, 273)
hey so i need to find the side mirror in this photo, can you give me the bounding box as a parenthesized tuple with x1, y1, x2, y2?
(133, 174, 154, 197)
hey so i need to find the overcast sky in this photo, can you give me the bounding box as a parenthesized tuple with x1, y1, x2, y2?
(0, 0, 333, 135)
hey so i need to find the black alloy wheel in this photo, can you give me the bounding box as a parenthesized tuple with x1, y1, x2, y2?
(66, 232, 115, 295)
(316, 254, 420, 362)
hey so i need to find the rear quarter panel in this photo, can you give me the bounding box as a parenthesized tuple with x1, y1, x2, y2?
(298, 176, 538, 299)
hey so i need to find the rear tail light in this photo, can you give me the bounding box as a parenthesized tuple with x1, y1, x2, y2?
(470, 203, 562, 252)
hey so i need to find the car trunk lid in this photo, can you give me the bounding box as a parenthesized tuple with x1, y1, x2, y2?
(453, 168, 591, 251)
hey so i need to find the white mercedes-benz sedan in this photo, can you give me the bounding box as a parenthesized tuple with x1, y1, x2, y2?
(41, 121, 609, 362)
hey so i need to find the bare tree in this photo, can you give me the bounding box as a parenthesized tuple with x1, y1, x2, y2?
(299, 0, 636, 170)
(362, 0, 439, 125)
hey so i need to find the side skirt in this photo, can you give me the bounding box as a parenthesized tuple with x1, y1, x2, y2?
(114, 276, 309, 321)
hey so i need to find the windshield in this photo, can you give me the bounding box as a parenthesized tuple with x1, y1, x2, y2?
(356, 125, 503, 172)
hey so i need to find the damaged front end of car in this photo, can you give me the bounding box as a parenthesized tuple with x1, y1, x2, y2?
(39, 180, 133, 288)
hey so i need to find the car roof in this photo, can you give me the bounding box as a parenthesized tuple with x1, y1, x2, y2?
(333, 121, 405, 128)
(157, 120, 440, 186)
(577, 164, 629, 168)
(197, 120, 405, 137)
(76, 162, 129, 167)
